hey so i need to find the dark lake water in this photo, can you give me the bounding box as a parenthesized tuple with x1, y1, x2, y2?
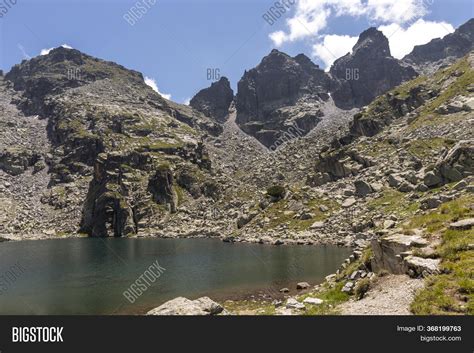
(0, 238, 351, 315)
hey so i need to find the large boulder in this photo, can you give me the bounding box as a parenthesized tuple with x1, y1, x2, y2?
(310, 149, 372, 186)
(0, 147, 40, 176)
(354, 180, 373, 197)
(424, 140, 474, 188)
(404, 256, 441, 277)
(449, 218, 474, 230)
(146, 297, 224, 316)
(371, 234, 429, 274)
(436, 140, 473, 182)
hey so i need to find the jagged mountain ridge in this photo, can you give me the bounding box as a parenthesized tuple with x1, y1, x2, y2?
(193, 18, 472, 147)
(0, 18, 473, 242)
(231, 27, 419, 146)
(404, 18, 474, 74)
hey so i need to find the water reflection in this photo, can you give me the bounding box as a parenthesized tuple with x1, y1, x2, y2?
(0, 238, 351, 314)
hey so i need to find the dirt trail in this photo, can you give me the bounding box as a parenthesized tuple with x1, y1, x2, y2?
(338, 275, 424, 315)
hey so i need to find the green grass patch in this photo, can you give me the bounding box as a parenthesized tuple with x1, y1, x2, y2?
(405, 196, 473, 233)
(259, 196, 339, 232)
(410, 196, 474, 315)
(174, 185, 185, 206)
(406, 138, 456, 160)
(356, 140, 396, 159)
(367, 189, 420, 220)
(301, 282, 351, 315)
(409, 56, 473, 130)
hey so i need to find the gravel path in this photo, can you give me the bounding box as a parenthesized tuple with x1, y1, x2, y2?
(339, 275, 425, 315)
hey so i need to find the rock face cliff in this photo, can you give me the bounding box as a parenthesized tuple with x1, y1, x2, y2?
(235, 50, 332, 147)
(2, 47, 220, 238)
(234, 28, 422, 147)
(330, 28, 418, 109)
(189, 77, 234, 123)
(404, 18, 474, 74)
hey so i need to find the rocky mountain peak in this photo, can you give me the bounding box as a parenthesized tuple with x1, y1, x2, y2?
(8, 46, 144, 87)
(294, 53, 321, 70)
(235, 49, 331, 147)
(6, 46, 147, 115)
(44, 46, 85, 64)
(1, 47, 223, 238)
(189, 76, 234, 123)
(330, 27, 417, 109)
(259, 49, 299, 71)
(352, 27, 391, 57)
(457, 17, 474, 37)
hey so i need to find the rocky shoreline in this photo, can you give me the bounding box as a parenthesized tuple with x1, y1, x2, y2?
(0, 230, 354, 247)
(146, 213, 474, 315)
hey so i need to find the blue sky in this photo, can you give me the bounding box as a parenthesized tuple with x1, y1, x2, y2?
(0, 0, 472, 104)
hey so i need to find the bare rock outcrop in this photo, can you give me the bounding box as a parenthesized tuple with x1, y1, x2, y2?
(404, 18, 474, 74)
(330, 27, 418, 109)
(235, 50, 331, 147)
(190, 77, 234, 123)
(146, 297, 224, 316)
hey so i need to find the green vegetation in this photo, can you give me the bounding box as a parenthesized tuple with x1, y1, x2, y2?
(354, 278, 372, 300)
(367, 189, 419, 220)
(222, 238, 375, 316)
(409, 196, 474, 315)
(266, 185, 286, 199)
(259, 196, 339, 232)
(357, 55, 472, 136)
(156, 162, 171, 171)
(410, 56, 473, 129)
(174, 185, 186, 206)
(54, 231, 68, 238)
(359, 74, 428, 120)
(300, 247, 374, 315)
(404, 196, 473, 234)
(57, 117, 98, 140)
(147, 140, 184, 151)
(336, 248, 372, 282)
(406, 138, 456, 160)
(391, 75, 428, 99)
(356, 140, 396, 158)
(301, 282, 350, 315)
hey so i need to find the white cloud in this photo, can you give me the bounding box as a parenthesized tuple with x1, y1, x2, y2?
(183, 98, 191, 105)
(367, 0, 427, 24)
(379, 19, 455, 59)
(144, 76, 172, 100)
(312, 19, 454, 69)
(269, 31, 288, 47)
(312, 34, 358, 70)
(270, 3, 331, 47)
(40, 44, 73, 56)
(269, 0, 430, 47)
